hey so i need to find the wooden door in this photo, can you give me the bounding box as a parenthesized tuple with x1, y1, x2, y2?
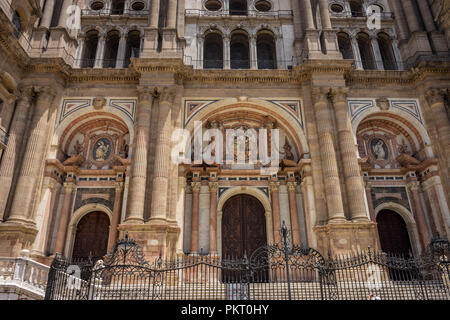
(376, 210, 412, 256)
(222, 194, 267, 259)
(72, 211, 110, 262)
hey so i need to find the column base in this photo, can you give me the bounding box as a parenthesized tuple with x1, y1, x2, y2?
(0, 222, 38, 257)
(314, 221, 379, 256)
(117, 223, 180, 260)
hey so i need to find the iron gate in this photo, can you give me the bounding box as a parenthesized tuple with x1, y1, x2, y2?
(45, 227, 449, 300)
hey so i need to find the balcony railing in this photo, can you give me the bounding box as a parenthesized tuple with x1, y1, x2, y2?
(185, 9, 293, 19)
(0, 253, 49, 300)
(81, 9, 149, 17)
(330, 10, 394, 19)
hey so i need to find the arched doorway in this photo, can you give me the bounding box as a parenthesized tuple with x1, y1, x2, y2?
(222, 194, 267, 259)
(72, 211, 110, 262)
(377, 209, 412, 256)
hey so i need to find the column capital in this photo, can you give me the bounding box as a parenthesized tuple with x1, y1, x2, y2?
(407, 181, 421, 192)
(269, 181, 280, 192)
(158, 87, 177, 105)
(311, 87, 330, 104)
(364, 181, 372, 190)
(137, 86, 157, 102)
(63, 182, 76, 193)
(209, 182, 219, 192)
(191, 181, 201, 192)
(18, 85, 34, 99)
(115, 182, 124, 192)
(287, 181, 297, 192)
(35, 86, 57, 102)
(425, 88, 446, 105)
(330, 87, 349, 103)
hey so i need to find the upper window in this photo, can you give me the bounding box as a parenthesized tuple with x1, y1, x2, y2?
(229, 0, 247, 16)
(254, 0, 271, 12)
(330, 3, 344, 13)
(131, 1, 145, 11)
(12, 11, 22, 38)
(90, 1, 105, 10)
(205, 0, 222, 11)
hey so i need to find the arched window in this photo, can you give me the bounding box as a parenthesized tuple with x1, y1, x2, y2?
(12, 11, 22, 38)
(257, 31, 277, 69)
(124, 30, 141, 68)
(111, 0, 125, 14)
(229, 0, 247, 16)
(103, 30, 120, 68)
(377, 33, 397, 70)
(357, 33, 376, 70)
(337, 32, 354, 60)
(82, 30, 99, 68)
(230, 31, 250, 69)
(204, 32, 223, 69)
(349, 0, 364, 17)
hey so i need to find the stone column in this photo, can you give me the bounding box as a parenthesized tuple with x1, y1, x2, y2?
(74, 35, 85, 68)
(0, 87, 33, 221)
(57, 0, 73, 28)
(34, 179, 57, 254)
(249, 35, 258, 69)
(40, 0, 55, 28)
(332, 87, 368, 221)
(365, 181, 381, 249)
(287, 182, 301, 246)
(116, 31, 128, 69)
(300, 165, 316, 248)
(150, 0, 161, 29)
(197, 35, 204, 69)
(223, 35, 231, 69)
(176, 175, 187, 254)
(7, 87, 56, 224)
(149, 87, 176, 222)
(190, 181, 201, 253)
(349, 34, 363, 70)
(125, 88, 153, 224)
(300, 0, 315, 30)
(312, 88, 346, 223)
(401, 0, 422, 33)
(318, 0, 332, 30)
(108, 183, 124, 251)
(370, 36, 385, 70)
(391, 40, 404, 70)
(209, 182, 218, 254)
(416, 0, 436, 32)
(94, 33, 106, 68)
(44, 183, 62, 254)
(387, 0, 410, 41)
(407, 181, 431, 251)
(53, 183, 75, 254)
(167, 0, 178, 29)
(270, 181, 281, 244)
(426, 89, 450, 185)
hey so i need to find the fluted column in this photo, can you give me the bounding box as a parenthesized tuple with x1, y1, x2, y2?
(350, 34, 363, 70)
(332, 87, 368, 221)
(94, 33, 106, 68)
(407, 181, 431, 251)
(0, 87, 34, 221)
(150, 87, 176, 222)
(312, 88, 346, 223)
(387, 0, 410, 41)
(249, 35, 258, 69)
(40, 0, 55, 28)
(318, 0, 332, 30)
(401, 0, 422, 33)
(44, 182, 62, 254)
(116, 31, 128, 69)
(74, 35, 85, 68)
(270, 181, 281, 244)
(34, 179, 57, 254)
(190, 181, 201, 253)
(365, 181, 381, 249)
(197, 35, 204, 69)
(108, 183, 124, 251)
(301, 0, 315, 30)
(53, 183, 75, 254)
(209, 182, 218, 254)
(370, 36, 384, 70)
(223, 35, 231, 69)
(57, 0, 73, 28)
(125, 88, 154, 224)
(7, 87, 56, 224)
(167, 0, 178, 29)
(416, 0, 436, 32)
(287, 182, 301, 246)
(150, 0, 161, 28)
(426, 89, 450, 181)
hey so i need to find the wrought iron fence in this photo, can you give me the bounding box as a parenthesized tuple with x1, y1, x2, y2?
(45, 226, 449, 300)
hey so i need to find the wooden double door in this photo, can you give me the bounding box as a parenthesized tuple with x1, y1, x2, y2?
(222, 194, 267, 260)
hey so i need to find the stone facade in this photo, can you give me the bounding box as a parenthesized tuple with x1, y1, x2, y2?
(0, 0, 449, 265)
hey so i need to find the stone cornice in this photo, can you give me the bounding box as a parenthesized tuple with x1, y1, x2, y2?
(68, 68, 140, 84)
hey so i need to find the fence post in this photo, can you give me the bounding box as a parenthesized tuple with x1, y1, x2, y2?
(44, 257, 58, 300)
(281, 221, 292, 300)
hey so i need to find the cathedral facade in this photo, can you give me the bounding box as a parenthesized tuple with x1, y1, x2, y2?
(0, 0, 449, 266)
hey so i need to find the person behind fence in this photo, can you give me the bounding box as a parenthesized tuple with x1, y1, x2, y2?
(368, 293, 381, 300)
